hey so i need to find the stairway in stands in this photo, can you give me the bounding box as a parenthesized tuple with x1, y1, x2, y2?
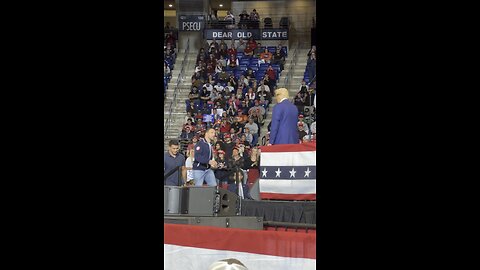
(259, 42, 311, 141)
(163, 50, 197, 151)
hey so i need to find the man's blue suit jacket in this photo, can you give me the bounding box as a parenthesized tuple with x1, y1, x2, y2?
(270, 99, 299, 145)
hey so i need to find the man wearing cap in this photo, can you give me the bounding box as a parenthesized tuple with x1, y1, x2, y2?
(298, 122, 308, 142)
(297, 114, 310, 133)
(269, 88, 299, 145)
(193, 128, 218, 187)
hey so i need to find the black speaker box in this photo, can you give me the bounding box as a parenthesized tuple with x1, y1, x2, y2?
(164, 186, 240, 216)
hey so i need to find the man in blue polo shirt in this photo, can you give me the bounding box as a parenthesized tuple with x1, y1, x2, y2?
(193, 128, 218, 186)
(164, 140, 186, 186)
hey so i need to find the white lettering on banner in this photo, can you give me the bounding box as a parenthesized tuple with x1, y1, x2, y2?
(262, 31, 288, 39)
(237, 32, 252, 38)
(212, 31, 232, 38)
(182, 22, 201, 31)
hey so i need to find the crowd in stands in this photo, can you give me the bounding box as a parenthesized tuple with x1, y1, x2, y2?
(164, 18, 317, 189)
(177, 34, 291, 186)
(208, 9, 261, 29)
(164, 22, 178, 98)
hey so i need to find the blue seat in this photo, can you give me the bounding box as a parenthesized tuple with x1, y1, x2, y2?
(238, 65, 248, 71)
(236, 52, 244, 58)
(267, 46, 276, 54)
(282, 46, 288, 57)
(271, 64, 280, 71)
(240, 60, 250, 65)
(249, 65, 259, 71)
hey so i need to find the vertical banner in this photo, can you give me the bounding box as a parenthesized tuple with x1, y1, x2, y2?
(179, 15, 205, 31)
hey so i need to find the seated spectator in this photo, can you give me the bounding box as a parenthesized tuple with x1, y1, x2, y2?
(254, 42, 263, 57)
(256, 86, 271, 105)
(228, 147, 245, 177)
(249, 100, 266, 118)
(238, 74, 249, 86)
(224, 11, 236, 29)
(310, 120, 316, 135)
(200, 87, 211, 107)
(256, 79, 270, 93)
(244, 146, 260, 169)
(227, 42, 237, 57)
(215, 61, 224, 74)
(217, 68, 229, 83)
(180, 125, 195, 140)
(244, 127, 253, 145)
(165, 34, 176, 47)
(266, 65, 276, 82)
(298, 122, 308, 142)
(304, 87, 315, 107)
(244, 68, 255, 78)
(243, 43, 254, 57)
(223, 134, 235, 157)
(246, 37, 258, 51)
(245, 88, 256, 101)
(218, 42, 228, 57)
(238, 110, 248, 124)
(203, 82, 214, 94)
(259, 47, 272, 64)
(164, 42, 176, 58)
(227, 54, 239, 69)
(188, 86, 201, 103)
(244, 117, 259, 145)
(272, 47, 286, 71)
(213, 81, 224, 92)
(249, 9, 260, 29)
(298, 114, 310, 133)
(236, 38, 246, 53)
(298, 80, 309, 93)
(228, 75, 238, 89)
(263, 74, 275, 90)
(196, 48, 208, 63)
(219, 119, 231, 133)
(209, 37, 219, 52)
(238, 10, 250, 29)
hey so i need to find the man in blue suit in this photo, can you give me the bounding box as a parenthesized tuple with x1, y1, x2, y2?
(269, 88, 299, 145)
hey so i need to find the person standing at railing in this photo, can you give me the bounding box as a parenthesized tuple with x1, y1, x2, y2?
(164, 140, 186, 186)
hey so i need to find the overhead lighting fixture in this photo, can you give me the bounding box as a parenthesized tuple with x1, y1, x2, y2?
(169, 4, 173, 7)
(219, 4, 223, 7)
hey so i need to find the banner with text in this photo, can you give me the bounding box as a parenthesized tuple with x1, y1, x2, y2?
(204, 29, 288, 40)
(178, 15, 205, 31)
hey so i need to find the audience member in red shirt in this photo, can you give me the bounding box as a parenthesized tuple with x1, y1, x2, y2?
(247, 37, 257, 51)
(219, 119, 231, 133)
(266, 65, 276, 81)
(227, 43, 237, 58)
(244, 43, 254, 57)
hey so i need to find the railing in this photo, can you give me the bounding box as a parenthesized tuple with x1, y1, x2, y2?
(164, 39, 190, 137)
(283, 41, 299, 88)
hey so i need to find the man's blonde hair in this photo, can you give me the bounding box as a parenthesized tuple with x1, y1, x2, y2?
(275, 88, 289, 99)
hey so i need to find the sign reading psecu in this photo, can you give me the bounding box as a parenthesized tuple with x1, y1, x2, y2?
(179, 15, 205, 31)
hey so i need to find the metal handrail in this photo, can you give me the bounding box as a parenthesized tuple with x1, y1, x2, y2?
(283, 41, 299, 88)
(164, 39, 190, 137)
